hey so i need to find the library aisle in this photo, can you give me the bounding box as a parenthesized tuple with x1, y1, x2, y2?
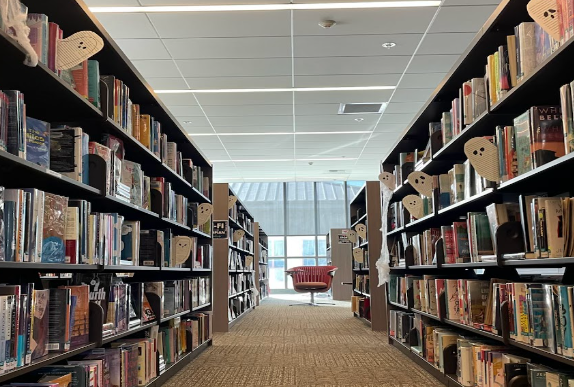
(165, 297, 442, 387)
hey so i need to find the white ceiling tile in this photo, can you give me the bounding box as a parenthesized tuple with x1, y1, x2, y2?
(213, 126, 293, 134)
(295, 125, 374, 132)
(295, 74, 400, 88)
(222, 134, 293, 145)
(185, 76, 291, 89)
(147, 77, 189, 89)
(442, 0, 500, 4)
(132, 60, 181, 78)
(407, 54, 459, 73)
(295, 114, 379, 126)
(379, 113, 415, 124)
(203, 104, 292, 116)
(227, 147, 294, 157)
(171, 115, 212, 126)
(148, 11, 290, 38)
(293, 8, 436, 35)
(294, 103, 341, 115)
(196, 92, 293, 105)
(115, 39, 171, 60)
(96, 14, 158, 39)
(384, 102, 425, 114)
(176, 59, 291, 77)
(179, 126, 214, 134)
(158, 93, 199, 105)
(210, 115, 293, 127)
(399, 73, 447, 89)
(166, 105, 204, 116)
(417, 32, 477, 55)
(164, 37, 291, 59)
(294, 34, 423, 57)
(391, 88, 435, 102)
(85, 0, 138, 5)
(371, 123, 407, 133)
(139, 0, 287, 4)
(296, 133, 369, 143)
(294, 90, 393, 104)
(295, 56, 410, 76)
(429, 5, 497, 33)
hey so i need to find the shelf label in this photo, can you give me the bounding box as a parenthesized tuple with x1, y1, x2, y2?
(213, 220, 228, 238)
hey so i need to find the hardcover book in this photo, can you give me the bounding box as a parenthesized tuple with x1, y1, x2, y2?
(59, 285, 89, 347)
(514, 111, 532, 176)
(42, 193, 68, 263)
(47, 288, 71, 352)
(529, 106, 564, 168)
(25, 117, 50, 168)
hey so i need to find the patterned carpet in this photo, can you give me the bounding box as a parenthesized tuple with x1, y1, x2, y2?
(164, 296, 442, 387)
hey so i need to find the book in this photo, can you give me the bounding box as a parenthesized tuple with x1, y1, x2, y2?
(50, 127, 83, 182)
(25, 117, 50, 168)
(529, 106, 564, 168)
(42, 193, 68, 263)
(31, 289, 49, 360)
(59, 285, 89, 347)
(87, 60, 100, 108)
(514, 110, 532, 176)
(4, 90, 26, 159)
(70, 60, 88, 98)
(47, 288, 71, 352)
(453, 222, 470, 263)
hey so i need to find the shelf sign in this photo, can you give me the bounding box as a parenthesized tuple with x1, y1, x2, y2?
(213, 220, 228, 239)
(338, 229, 350, 244)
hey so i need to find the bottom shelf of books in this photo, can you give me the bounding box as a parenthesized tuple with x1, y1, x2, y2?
(0, 273, 214, 385)
(388, 272, 574, 387)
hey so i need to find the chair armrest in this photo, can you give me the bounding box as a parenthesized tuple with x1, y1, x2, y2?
(285, 269, 303, 276)
(327, 268, 338, 277)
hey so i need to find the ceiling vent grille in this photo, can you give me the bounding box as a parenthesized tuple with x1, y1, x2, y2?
(338, 102, 386, 115)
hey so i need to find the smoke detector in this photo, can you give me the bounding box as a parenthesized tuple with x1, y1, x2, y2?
(319, 20, 337, 29)
(382, 42, 396, 49)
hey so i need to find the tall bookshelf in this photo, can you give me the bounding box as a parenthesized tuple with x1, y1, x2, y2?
(383, 0, 574, 384)
(0, 0, 214, 384)
(212, 183, 257, 332)
(349, 181, 386, 331)
(254, 223, 269, 305)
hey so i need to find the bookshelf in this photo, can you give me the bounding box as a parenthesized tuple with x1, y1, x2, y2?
(384, 0, 574, 384)
(254, 223, 269, 305)
(0, 0, 214, 383)
(213, 183, 257, 332)
(349, 181, 386, 331)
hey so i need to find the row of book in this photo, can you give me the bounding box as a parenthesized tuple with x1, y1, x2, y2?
(228, 292, 253, 323)
(0, 187, 211, 267)
(354, 274, 370, 296)
(228, 273, 254, 297)
(230, 233, 254, 254)
(351, 296, 371, 321)
(353, 248, 369, 270)
(228, 249, 254, 272)
(229, 201, 253, 234)
(392, 310, 574, 387)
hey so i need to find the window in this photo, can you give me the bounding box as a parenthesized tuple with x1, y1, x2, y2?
(232, 181, 365, 289)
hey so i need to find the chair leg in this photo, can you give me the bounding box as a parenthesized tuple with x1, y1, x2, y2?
(289, 291, 335, 306)
(310, 292, 315, 305)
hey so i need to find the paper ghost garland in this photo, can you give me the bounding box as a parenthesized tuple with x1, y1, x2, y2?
(245, 255, 253, 267)
(233, 229, 245, 242)
(464, 137, 500, 182)
(57, 31, 104, 70)
(378, 172, 396, 190)
(228, 195, 238, 209)
(527, 0, 561, 41)
(402, 194, 424, 219)
(348, 230, 358, 243)
(174, 236, 192, 265)
(355, 223, 367, 239)
(408, 171, 433, 197)
(197, 203, 213, 225)
(353, 248, 364, 263)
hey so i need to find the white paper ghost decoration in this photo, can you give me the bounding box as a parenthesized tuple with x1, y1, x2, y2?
(228, 195, 238, 209)
(408, 171, 433, 198)
(233, 229, 245, 242)
(245, 255, 253, 267)
(56, 31, 104, 70)
(197, 203, 213, 225)
(464, 137, 500, 182)
(527, 0, 561, 40)
(348, 230, 358, 243)
(353, 248, 364, 263)
(355, 223, 367, 239)
(378, 172, 396, 190)
(402, 194, 424, 219)
(174, 236, 192, 265)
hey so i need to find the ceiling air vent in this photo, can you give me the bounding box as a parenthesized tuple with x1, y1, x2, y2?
(338, 103, 386, 115)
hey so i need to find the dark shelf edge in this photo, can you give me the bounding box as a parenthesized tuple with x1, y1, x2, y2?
(159, 310, 191, 323)
(102, 322, 157, 344)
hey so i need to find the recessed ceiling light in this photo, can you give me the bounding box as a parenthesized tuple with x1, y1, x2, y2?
(90, 2, 441, 13)
(355, 118, 365, 122)
(319, 20, 337, 28)
(182, 121, 193, 124)
(156, 86, 395, 94)
(382, 42, 397, 49)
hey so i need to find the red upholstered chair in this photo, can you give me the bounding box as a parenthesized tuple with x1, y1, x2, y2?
(285, 266, 338, 306)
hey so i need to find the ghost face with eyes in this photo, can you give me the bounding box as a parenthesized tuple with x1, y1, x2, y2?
(402, 194, 424, 219)
(464, 137, 500, 182)
(378, 172, 396, 190)
(56, 31, 104, 70)
(408, 171, 433, 197)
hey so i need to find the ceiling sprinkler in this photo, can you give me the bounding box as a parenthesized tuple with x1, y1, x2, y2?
(319, 20, 337, 29)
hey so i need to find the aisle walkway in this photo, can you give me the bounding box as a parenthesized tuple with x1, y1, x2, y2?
(165, 296, 442, 387)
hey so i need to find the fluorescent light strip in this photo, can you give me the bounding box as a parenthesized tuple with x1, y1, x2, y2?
(212, 158, 357, 162)
(191, 131, 373, 136)
(90, 2, 440, 13)
(156, 86, 395, 94)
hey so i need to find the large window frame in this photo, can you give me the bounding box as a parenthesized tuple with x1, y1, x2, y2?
(231, 181, 363, 291)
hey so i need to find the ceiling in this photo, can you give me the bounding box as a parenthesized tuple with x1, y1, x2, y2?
(86, 0, 501, 182)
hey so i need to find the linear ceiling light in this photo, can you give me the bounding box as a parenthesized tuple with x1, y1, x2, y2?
(190, 131, 373, 136)
(157, 86, 395, 94)
(90, 2, 440, 13)
(212, 158, 357, 162)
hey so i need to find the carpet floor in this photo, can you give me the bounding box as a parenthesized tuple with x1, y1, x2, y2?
(164, 296, 442, 387)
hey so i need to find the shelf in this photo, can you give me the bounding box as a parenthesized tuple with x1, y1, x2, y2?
(192, 303, 211, 311)
(258, 262, 268, 265)
(387, 227, 404, 236)
(228, 289, 252, 299)
(508, 339, 574, 368)
(228, 216, 254, 237)
(353, 289, 370, 297)
(392, 182, 416, 202)
(359, 241, 369, 248)
(191, 267, 212, 272)
(229, 270, 254, 273)
(351, 213, 367, 228)
(437, 189, 495, 216)
(159, 309, 191, 323)
(228, 306, 253, 329)
(405, 213, 435, 230)
(409, 264, 438, 270)
(388, 300, 408, 310)
(0, 343, 97, 383)
(102, 322, 157, 345)
(502, 257, 574, 267)
(441, 261, 498, 268)
(161, 217, 191, 231)
(353, 268, 370, 273)
(160, 267, 191, 272)
(101, 264, 160, 272)
(353, 312, 372, 327)
(446, 375, 463, 387)
(0, 262, 99, 271)
(192, 229, 212, 239)
(442, 319, 504, 343)
(411, 309, 442, 322)
(229, 244, 254, 255)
